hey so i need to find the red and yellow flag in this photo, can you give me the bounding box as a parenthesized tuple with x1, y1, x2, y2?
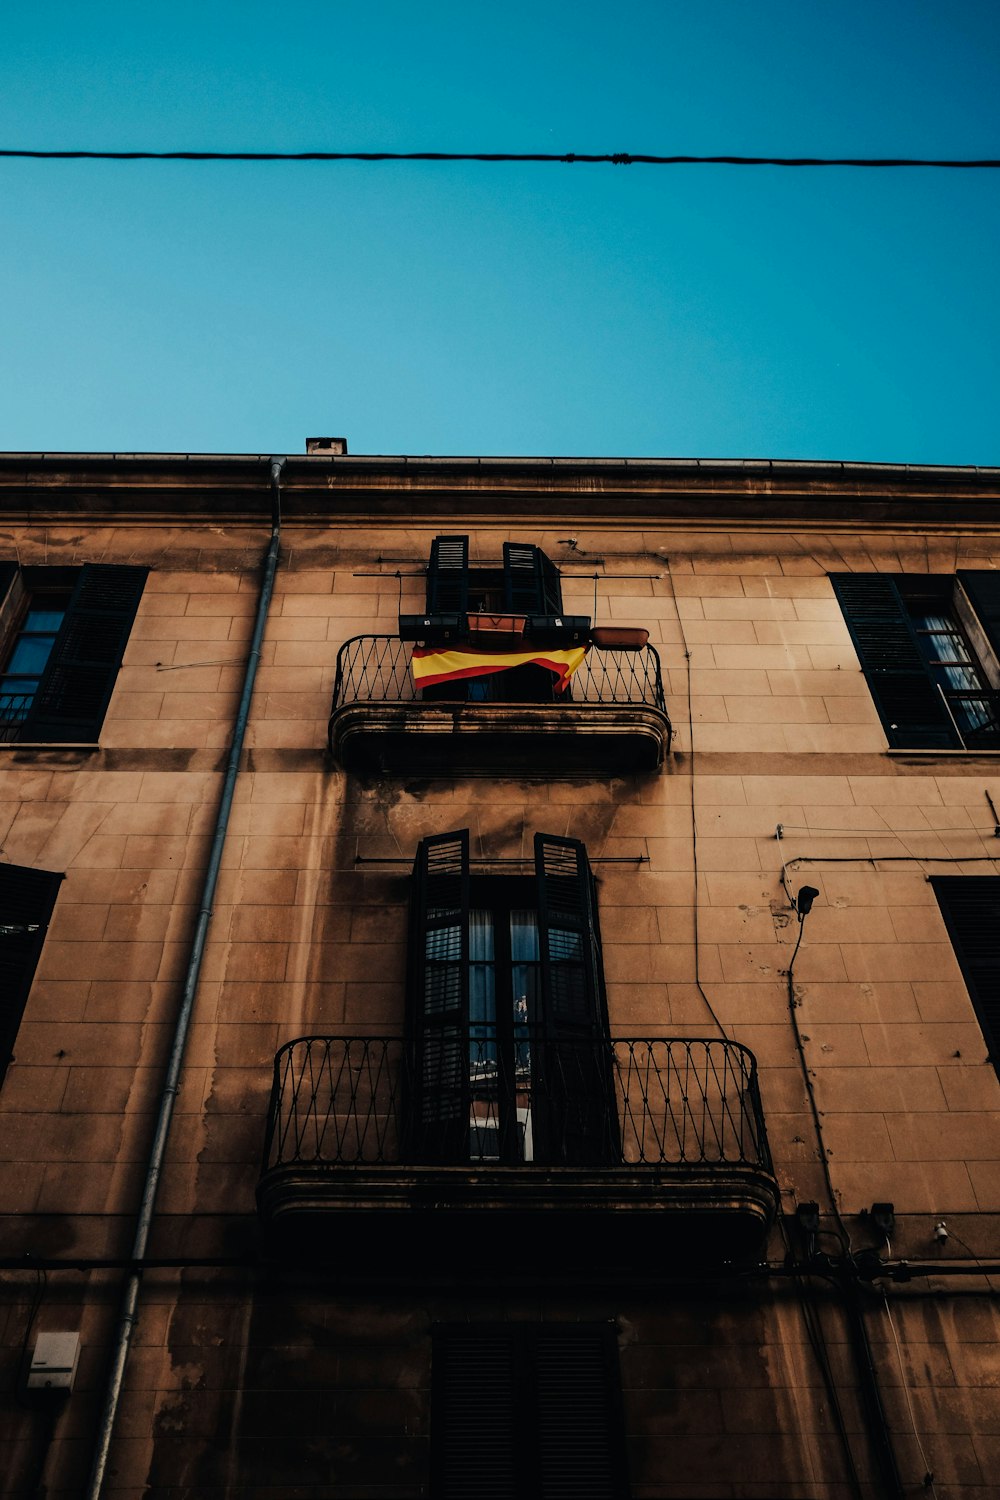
(411, 645, 588, 695)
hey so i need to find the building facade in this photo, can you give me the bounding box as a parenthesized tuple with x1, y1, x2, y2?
(0, 449, 998, 1499)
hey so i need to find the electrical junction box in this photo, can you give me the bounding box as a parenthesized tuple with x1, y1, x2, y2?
(28, 1331, 80, 1391)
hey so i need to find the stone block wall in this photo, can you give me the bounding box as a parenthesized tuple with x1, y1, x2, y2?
(0, 515, 997, 1496)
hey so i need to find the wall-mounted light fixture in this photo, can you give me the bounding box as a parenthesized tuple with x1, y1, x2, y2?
(795, 885, 820, 919)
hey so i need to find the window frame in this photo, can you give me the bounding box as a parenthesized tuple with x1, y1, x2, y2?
(424, 536, 566, 621)
(830, 572, 1000, 750)
(930, 876, 1000, 1080)
(0, 563, 148, 744)
(0, 573, 75, 732)
(431, 1321, 630, 1500)
(0, 861, 63, 1088)
(405, 831, 619, 1168)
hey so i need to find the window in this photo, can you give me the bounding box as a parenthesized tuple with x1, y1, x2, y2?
(0, 861, 62, 1087)
(0, 564, 148, 743)
(406, 831, 619, 1167)
(425, 535, 565, 620)
(431, 1323, 629, 1500)
(831, 573, 1000, 749)
(930, 877, 1000, 1079)
(405, 535, 590, 704)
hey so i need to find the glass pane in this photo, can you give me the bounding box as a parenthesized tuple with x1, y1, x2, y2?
(952, 695, 1000, 734)
(469, 910, 495, 962)
(936, 664, 982, 693)
(469, 910, 496, 1078)
(468, 1121, 500, 1161)
(6, 637, 57, 676)
(0, 688, 33, 721)
(23, 609, 66, 633)
(510, 909, 539, 963)
(510, 909, 538, 1078)
(921, 631, 972, 665)
(0, 676, 39, 697)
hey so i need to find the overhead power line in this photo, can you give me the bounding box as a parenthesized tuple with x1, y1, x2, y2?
(0, 148, 998, 168)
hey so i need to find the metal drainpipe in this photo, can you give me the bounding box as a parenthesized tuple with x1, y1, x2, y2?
(83, 456, 286, 1500)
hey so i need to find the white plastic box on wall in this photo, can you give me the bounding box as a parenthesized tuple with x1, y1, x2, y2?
(28, 1332, 81, 1391)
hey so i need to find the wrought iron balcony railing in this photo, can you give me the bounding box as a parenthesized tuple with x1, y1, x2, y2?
(329, 635, 668, 714)
(261, 1035, 772, 1177)
(0, 695, 33, 744)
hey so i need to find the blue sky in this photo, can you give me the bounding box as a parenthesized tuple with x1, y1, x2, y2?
(1, 2, 998, 462)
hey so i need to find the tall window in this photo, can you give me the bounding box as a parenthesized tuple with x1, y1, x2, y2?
(407, 830, 619, 1167)
(831, 573, 1000, 749)
(0, 862, 62, 1087)
(930, 877, 1000, 1080)
(431, 1323, 630, 1500)
(417, 535, 580, 704)
(0, 583, 72, 728)
(424, 536, 566, 621)
(468, 888, 538, 1161)
(0, 564, 148, 743)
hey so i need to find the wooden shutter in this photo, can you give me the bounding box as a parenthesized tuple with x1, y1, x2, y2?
(432, 1324, 629, 1500)
(406, 830, 471, 1163)
(432, 1326, 520, 1500)
(830, 574, 956, 748)
(426, 535, 469, 614)
(930, 877, 1000, 1077)
(26, 564, 148, 742)
(534, 834, 618, 1166)
(0, 862, 62, 1084)
(534, 1325, 629, 1500)
(503, 543, 563, 616)
(957, 571, 1000, 661)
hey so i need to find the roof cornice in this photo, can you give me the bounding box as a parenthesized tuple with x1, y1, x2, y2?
(0, 451, 998, 527)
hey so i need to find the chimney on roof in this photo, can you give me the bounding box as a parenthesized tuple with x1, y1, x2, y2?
(305, 436, 348, 455)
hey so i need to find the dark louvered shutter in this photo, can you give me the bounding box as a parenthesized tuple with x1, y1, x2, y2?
(432, 1324, 629, 1500)
(503, 543, 563, 616)
(829, 574, 956, 748)
(425, 535, 469, 615)
(432, 1326, 520, 1500)
(957, 571, 1000, 661)
(406, 830, 470, 1163)
(535, 1326, 629, 1500)
(0, 862, 62, 1084)
(26, 564, 148, 742)
(534, 834, 618, 1166)
(930, 877, 1000, 1077)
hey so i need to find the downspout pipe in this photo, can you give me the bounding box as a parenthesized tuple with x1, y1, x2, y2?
(84, 456, 286, 1500)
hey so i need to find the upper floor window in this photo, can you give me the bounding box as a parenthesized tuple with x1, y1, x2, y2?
(0, 580, 72, 725)
(0, 861, 62, 1087)
(407, 830, 618, 1167)
(425, 535, 566, 620)
(0, 563, 148, 744)
(930, 877, 1000, 1080)
(404, 535, 590, 704)
(831, 572, 1000, 749)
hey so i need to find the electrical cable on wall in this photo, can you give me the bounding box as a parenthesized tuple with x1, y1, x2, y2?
(880, 1235, 941, 1498)
(661, 558, 728, 1040)
(1, 148, 999, 168)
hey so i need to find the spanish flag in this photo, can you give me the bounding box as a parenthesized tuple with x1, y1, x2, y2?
(411, 645, 589, 695)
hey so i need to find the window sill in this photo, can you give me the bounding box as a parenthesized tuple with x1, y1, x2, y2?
(886, 748, 1000, 758)
(0, 742, 100, 752)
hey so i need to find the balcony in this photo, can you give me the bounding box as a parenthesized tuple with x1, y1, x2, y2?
(257, 1036, 779, 1273)
(327, 635, 672, 775)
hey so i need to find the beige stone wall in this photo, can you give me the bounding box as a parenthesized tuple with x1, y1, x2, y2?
(2, 516, 999, 1496)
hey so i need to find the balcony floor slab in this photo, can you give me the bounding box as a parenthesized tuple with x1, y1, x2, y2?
(257, 1162, 780, 1271)
(329, 702, 671, 775)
